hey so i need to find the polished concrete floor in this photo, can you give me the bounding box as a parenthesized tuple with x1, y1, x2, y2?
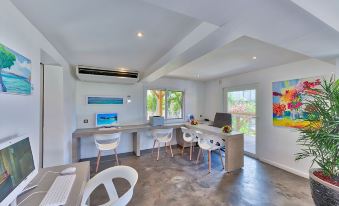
(82, 146, 314, 206)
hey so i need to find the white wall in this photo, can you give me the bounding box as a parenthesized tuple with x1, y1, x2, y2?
(76, 77, 205, 159)
(43, 66, 65, 167)
(0, 0, 76, 167)
(204, 59, 336, 177)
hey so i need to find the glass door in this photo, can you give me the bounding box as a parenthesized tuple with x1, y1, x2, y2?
(225, 87, 256, 155)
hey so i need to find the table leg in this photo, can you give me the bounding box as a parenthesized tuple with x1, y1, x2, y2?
(133, 132, 141, 157)
(224, 134, 244, 172)
(72, 137, 81, 163)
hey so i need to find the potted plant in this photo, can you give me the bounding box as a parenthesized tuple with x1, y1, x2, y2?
(295, 76, 339, 206)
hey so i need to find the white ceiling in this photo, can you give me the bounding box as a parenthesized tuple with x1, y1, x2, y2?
(11, 0, 199, 71)
(167, 36, 308, 81)
(290, 0, 339, 33)
(11, 0, 339, 82)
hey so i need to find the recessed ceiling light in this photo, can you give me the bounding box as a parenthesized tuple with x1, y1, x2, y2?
(137, 32, 144, 38)
(252, 56, 257, 60)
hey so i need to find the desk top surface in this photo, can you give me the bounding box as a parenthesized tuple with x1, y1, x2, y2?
(72, 122, 243, 138)
(187, 124, 243, 137)
(17, 161, 90, 206)
(72, 122, 185, 138)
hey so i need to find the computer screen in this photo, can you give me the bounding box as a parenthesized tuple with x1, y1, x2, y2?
(96, 113, 118, 127)
(0, 136, 35, 204)
(213, 113, 232, 128)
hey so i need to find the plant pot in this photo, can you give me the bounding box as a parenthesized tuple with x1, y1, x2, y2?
(309, 168, 339, 206)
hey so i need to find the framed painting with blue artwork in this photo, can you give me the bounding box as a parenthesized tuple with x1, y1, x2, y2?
(0, 43, 32, 95)
(87, 96, 124, 105)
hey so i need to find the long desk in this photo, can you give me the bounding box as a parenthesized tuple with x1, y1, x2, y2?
(72, 123, 183, 162)
(72, 123, 244, 172)
(186, 124, 244, 172)
(17, 162, 90, 206)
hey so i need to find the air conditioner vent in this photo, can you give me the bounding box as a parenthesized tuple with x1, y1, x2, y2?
(78, 68, 139, 78)
(76, 65, 139, 84)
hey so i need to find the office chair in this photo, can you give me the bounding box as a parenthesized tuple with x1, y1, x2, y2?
(180, 127, 199, 160)
(81, 166, 138, 206)
(196, 132, 224, 173)
(94, 132, 121, 172)
(151, 128, 174, 160)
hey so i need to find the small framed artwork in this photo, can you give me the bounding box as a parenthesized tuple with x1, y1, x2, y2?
(86, 96, 124, 105)
(0, 43, 32, 95)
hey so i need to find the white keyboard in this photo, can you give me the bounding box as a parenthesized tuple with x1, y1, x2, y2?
(40, 174, 76, 206)
(98, 126, 120, 131)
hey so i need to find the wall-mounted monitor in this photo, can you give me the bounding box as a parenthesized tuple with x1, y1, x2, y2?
(96, 113, 118, 127)
(0, 135, 37, 205)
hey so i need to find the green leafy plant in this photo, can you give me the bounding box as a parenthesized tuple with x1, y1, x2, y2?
(295, 75, 339, 180)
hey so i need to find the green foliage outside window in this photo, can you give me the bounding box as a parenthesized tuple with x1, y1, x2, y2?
(147, 90, 183, 120)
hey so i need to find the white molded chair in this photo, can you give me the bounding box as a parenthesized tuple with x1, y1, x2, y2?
(81, 165, 138, 206)
(180, 127, 199, 160)
(152, 128, 174, 160)
(196, 133, 224, 173)
(94, 132, 121, 172)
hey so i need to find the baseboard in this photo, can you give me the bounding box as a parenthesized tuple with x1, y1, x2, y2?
(259, 158, 309, 179)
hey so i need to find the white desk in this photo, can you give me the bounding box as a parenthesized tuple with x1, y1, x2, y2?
(186, 124, 244, 172)
(17, 162, 90, 206)
(72, 123, 244, 172)
(72, 123, 183, 162)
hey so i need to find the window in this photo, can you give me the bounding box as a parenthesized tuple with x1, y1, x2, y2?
(146, 89, 184, 120)
(225, 88, 256, 155)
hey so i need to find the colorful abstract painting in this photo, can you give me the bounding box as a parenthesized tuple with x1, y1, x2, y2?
(272, 77, 321, 128)
(87, 96, 123, 104)
(0, 43, 32, 95)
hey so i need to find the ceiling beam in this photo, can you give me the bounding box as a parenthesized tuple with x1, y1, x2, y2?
(141, 22, 219, 82)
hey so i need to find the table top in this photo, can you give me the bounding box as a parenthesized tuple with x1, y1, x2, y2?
(17, 161, 90, 206)
(72, 121, 243, 139)
(72, 122, 185, 138)
(186, 123, 243, 137)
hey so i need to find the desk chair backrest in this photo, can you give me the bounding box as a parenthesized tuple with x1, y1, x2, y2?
(196, 132, 224, 150)
(81, 166, 138, 206)
(152, 128, 173, 142)
(94, 133, 121, 151)
(181, 127, 195, 142)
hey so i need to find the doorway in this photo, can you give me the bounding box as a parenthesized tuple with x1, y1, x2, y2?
(224, 86, 257, 156)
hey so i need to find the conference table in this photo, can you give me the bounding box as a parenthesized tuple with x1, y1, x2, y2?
(72, 122, 244, 172)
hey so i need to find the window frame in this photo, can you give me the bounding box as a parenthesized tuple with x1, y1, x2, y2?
(145, 88, 185, 121)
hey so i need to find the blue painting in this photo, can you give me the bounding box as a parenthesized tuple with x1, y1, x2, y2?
(0, 43, 32, 95)
(87, 96, 123, 104)
(96, 113, 118, 126)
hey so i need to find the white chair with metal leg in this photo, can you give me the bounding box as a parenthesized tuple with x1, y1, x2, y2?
(180, 127, 198, 160)
(196, 133, 224, 173)
(94, 132, 121, 173)
(81, 165, 138, 206)
(152, 128, 174, 160)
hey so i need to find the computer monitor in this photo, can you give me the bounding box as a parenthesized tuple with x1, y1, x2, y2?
(212, 113, 232, 128)
(96, 113, 118, 127)
(0, 135, 37, 206)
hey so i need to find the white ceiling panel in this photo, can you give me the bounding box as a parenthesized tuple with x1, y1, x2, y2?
(167, 36, 308, 81)
(11, 0, 200, 71)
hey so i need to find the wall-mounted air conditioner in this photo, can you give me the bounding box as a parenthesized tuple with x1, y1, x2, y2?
(75, 65, 139, 84)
